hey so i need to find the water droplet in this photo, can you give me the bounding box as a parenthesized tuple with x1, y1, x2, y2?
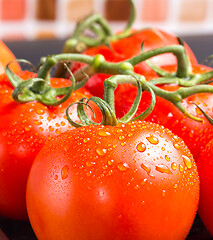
(137, 142, 146, 152)
(60, 121, 65, 126)
(36, 109, 44, 115)
(179, 164, 184, 172)
(25, 125, 32, 131)
(56, 129, 61, 134)
(86, 161, 96, 167)
(141, 163, 151, 175)
(117, 162, 129, 171)
(33, 120, 42, 125)
(155, 164, 172, 174)
(83, 138, 90, 143)
(173, 143, 180, 150)
(119, 136, 125, 140)
(61, 165, 69, 180)
(171, 162, 177, 170)
(183, 155, 192, 169)
(165, 155, 170, 162)
(49, 126, 54, 132)
(195, 106, 202, 115)
(146, 135, 159, 145)
(108, 160, 114, 165)
(98, 131, 111, 137)
(96, 148, 107, 156)
(162, 190, 166, 197)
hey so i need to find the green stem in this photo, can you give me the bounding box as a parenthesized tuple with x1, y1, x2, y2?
(127, 45, 190, 78)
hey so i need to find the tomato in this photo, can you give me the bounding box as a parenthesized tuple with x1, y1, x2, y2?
(197, 138, 213, 236)
(0, 71, 101, 220)
(72, 28, 197, 99)
(0, 40, 20, 74)
(26, 121, 199, 240)
(113, 64, 213, 161)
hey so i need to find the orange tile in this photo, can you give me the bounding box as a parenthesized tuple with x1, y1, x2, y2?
(105, 0, 130, 21)
(66, 0, 94, 21)
(36, 31, 56, 39)
(0, 0, 26, 20)
(142, 0, 168, 22)
(179, 0, 207, 22)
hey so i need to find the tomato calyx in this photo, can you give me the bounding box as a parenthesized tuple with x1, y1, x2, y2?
(6, 59, 75, 106)
(63, 0, 135, 53)
(55, 0, 136, 78)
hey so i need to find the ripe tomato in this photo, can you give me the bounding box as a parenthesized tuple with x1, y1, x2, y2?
(114, 64, 213, 161)
(0, 71, 101, 220)
(73, 28, 197, 98)
(0, 40, 20, 74)
(26, 121, 199, 240)
(197, 138, 213, 236)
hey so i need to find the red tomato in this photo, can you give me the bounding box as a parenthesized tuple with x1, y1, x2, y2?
(0, 40, 20, 74)
(114, 64, 213, 161)
(0, 71, 101, 220)
(197, 138, 213, 236)
(26, 121, 199, 240)
(73, 28, 197, 98)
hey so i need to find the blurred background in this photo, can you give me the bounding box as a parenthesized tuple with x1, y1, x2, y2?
(0, 0, 213, 64)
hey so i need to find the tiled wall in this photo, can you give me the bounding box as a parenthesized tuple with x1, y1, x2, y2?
(0, 0, 212, 41)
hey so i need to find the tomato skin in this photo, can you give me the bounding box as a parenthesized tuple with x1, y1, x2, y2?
(0, 72, 101, 220)
(0, 40, 20, 74)
(197, 139, 213, 236)
(74, 28, 197, 98)
(26, 121, 199, 240)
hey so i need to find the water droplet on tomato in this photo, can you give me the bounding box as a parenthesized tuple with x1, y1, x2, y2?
(155, 164, 172, 174)
(36, 109, 44, 115)
(49, 126, 54, 132)
(182, 155, 192, 169)
(171, 162, 177, 170)
(165, 155, 170, 161)
(33, 120, 42, 125)
(162, 190, 166, 197)
(117, 162, 129, 171)
(98, 131, 111, 136)
(146, 135, 159, 144)
(141, 178, 148, 186)
(86, 161, 96, 167)
(39, 127, 43, 132)
(96, 148, 107, 156)
(141, 163, 151, 175)
(60, 121, 65, 126)
(83, 138, 90, 143)
(61, 165, 69, 180)
(119, 136, 125, 140)
(173, 143, 180, 150)
(108, 159, 114, 165)
(137, 142, 146, 152)
(179, 164, 184, 172)
(25, 125, 32, 131)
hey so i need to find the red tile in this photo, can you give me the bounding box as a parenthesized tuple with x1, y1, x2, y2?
(105, 0, 130, 21)
(36, 0, 56, 20)
(142, 0, 168, 22)
(0, 0, 26, 20)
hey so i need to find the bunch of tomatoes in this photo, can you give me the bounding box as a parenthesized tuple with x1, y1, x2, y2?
(1, 3, 213, 240)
